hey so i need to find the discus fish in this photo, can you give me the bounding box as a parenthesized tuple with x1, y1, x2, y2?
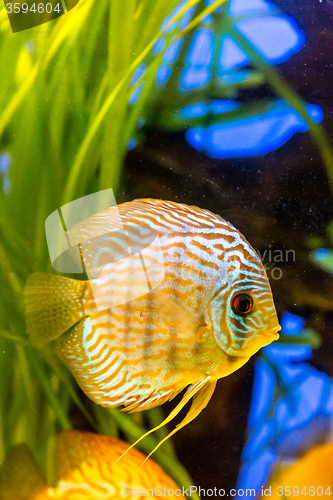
(0, 430, 184, 499)
(24, 199, 280, 455)
(262, 441, 333, 500)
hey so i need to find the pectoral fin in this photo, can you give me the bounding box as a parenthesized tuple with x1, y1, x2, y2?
(154, 290, 205, 339)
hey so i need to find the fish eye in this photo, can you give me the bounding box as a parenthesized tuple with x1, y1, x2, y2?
(231, 293, 254, 316)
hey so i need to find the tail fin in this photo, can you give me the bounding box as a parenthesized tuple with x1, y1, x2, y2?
(0, 444, 46, 500)
(24, 272, 87, 347)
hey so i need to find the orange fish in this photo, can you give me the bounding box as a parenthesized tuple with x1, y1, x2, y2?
(0, 430, 185, 499)
(24, 199, 280, 454)
(261, 441, 333, 500)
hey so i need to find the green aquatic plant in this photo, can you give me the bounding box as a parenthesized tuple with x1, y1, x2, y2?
(0, 1, 231, 495)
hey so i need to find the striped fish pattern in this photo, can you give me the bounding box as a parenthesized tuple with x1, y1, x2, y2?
(0, 431, 184, 499)
(24, 199, 280, 453)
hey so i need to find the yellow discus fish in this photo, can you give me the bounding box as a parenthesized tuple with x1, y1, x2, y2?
(0, 430, 185, 499)
(24, 199, 280, 456)
(261, 442, 333, 500)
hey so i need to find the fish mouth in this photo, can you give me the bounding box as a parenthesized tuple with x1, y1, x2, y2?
(226, 325, 281, 359)
(265, 325, 281, 340)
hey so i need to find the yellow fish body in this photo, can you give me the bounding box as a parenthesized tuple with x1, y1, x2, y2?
(24, 199, 280, 452)
(0, 431, 185, 500)
(262, 442, 333, 500)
